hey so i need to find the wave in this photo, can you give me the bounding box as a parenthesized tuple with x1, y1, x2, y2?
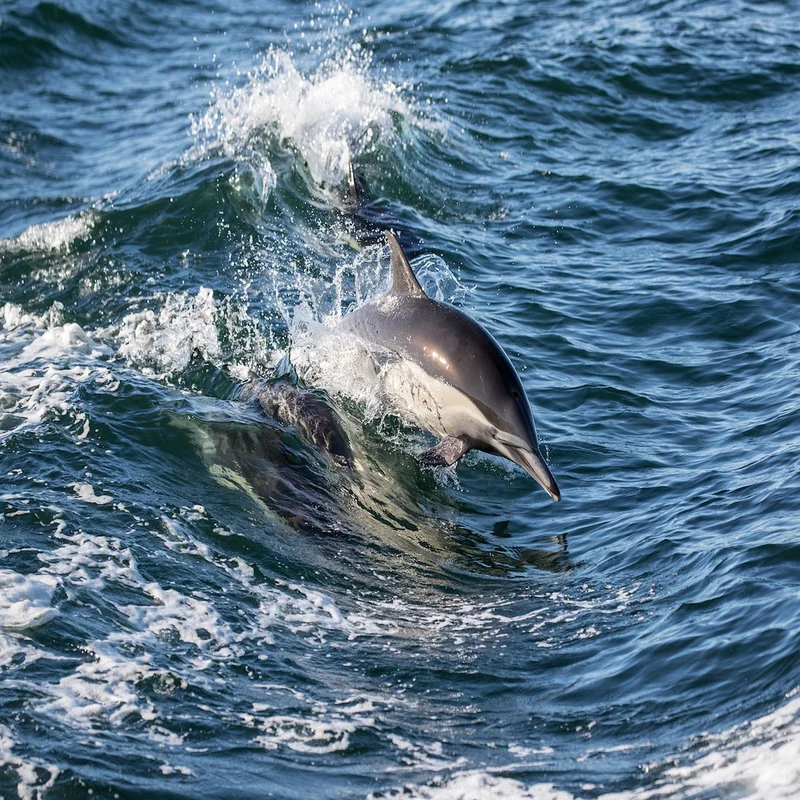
(0, 2, 127, 69)
(0, 210, 95, 254)
(372, 690, 800, 799)
(189, 45, 425, 192)
(0, 19, 63, 70)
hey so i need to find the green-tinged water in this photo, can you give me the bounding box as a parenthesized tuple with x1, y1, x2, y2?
(1, 1, 799, 798)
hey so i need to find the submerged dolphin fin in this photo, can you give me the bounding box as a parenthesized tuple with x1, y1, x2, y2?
(386, 231, 426, 298)
(418, 436, 468, 468)
(344, 155, 360, 211)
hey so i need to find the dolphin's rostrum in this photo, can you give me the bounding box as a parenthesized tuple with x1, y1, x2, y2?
(341, 231, 560, 501)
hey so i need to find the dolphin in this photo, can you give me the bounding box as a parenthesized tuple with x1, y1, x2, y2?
(236, 379, 353, 467)
(339, 231, 560, 501)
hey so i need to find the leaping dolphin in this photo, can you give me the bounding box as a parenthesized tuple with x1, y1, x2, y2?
(340, 232, 560, 501)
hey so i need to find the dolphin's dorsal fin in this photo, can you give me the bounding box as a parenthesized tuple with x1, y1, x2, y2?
(386, 231, 426, 298)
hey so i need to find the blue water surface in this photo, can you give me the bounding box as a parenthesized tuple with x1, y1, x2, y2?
(1, 1, 799, 798)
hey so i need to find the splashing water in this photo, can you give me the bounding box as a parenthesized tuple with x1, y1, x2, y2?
(0, 212, 96, 253)
(191, 46, 417, 189)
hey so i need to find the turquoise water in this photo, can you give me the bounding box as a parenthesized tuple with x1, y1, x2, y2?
(1, 1, 799, 798)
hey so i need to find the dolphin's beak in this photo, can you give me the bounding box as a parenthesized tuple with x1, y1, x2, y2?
(512, 446, 561, 501)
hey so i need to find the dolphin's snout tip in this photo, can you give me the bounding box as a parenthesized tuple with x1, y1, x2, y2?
(537, 472, 560, 502)
(513, 446, 561, 502)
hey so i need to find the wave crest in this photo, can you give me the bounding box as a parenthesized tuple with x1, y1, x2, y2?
(190, 46, 417, 188)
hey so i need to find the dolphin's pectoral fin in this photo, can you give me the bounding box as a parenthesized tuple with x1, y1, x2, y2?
(386, 231, 427, 298)
(417, 437, 468, 468)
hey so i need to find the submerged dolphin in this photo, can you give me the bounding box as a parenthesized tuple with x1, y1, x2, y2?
(237, 379, 353, 467)
(340, 232, 560, 501)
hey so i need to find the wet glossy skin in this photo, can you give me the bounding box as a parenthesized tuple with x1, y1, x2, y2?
(346, 295, 533, 435)
(342, 292, 560, 499)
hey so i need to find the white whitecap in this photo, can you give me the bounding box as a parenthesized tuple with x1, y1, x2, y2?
(369, 772, 575, 800)
(190, 46, 424, 189)
(606, 692, 800, 800)
(115, 287, 220, 377)
(0, 211, 95, 254)
(1, 308, 115, 440)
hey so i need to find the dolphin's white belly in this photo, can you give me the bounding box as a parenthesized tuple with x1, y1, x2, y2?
(380, 359, 487, 440)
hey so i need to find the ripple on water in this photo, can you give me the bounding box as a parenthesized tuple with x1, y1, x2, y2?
(2, 0, 800, 798)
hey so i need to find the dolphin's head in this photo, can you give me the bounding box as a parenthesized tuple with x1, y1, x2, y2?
(480, 377, 561, 502)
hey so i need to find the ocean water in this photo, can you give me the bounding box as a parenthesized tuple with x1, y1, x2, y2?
(1, 0, 799, 798)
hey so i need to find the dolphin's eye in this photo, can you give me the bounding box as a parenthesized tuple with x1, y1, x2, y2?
(511, 389, 520, 399)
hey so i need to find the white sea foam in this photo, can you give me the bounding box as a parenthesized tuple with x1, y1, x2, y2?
(122, 581, 242, 656)
(0, 632, 44, 671)
(346, 582, 648, 650)
(37, 639, 159, 726)
(244, 691, 392, 755)
(158, 511, 393, 642)
(248, 714, 358, 753)
(25, 512, 390, 738)
(115, 287, 221, 377)
(509, 744, 555, 759)
(1, 302, 61, 332)
(0, 211, 94, 254)
(0, 569, 59, 631)
(32, 529, 228, 728)
(38, 530, 145, 592)
(384, 734, 468, 774)
(0, 723, 60, 800)
(113, 286, 277, 379)
(70, 483, 114, 505)
(380, 691, 800, 800)
(0, 564, 59, 674)
(370, 772, 574, 800)
(600, 691, 800, 800)
(159, 763, 194, 776)
(0, 304, 116, 441)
